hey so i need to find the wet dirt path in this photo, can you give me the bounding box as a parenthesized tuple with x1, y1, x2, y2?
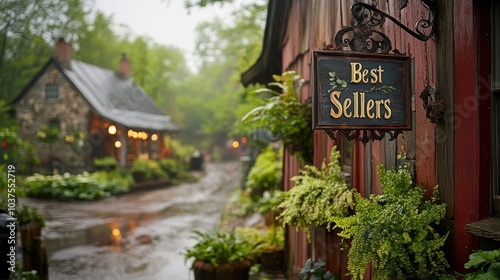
(20, 161, 243, 280)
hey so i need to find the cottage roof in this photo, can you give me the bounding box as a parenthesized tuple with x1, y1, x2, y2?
(14, 56, 178, 132)
(63, 59, 177, 131)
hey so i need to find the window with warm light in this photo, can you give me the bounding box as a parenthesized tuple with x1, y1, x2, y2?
(108, 125, 117, 135)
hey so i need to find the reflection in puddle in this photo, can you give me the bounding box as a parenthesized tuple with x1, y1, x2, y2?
(45, 214, 155, 256)
(44, 204, 199, 256)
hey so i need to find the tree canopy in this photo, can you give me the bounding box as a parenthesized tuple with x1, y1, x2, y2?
(1, 0, 267, 151)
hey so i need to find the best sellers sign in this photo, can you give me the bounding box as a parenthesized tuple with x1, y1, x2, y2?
(312, 51, 412, 131)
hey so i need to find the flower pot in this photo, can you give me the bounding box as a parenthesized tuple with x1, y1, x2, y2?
(259, 249, 285, 278)
(192, 260, 252, 280)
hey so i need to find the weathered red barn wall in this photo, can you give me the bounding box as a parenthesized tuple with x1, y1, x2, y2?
(279, 0, 496, 277)
(451, 0, 491, 271)
(278, 0, 463, 278)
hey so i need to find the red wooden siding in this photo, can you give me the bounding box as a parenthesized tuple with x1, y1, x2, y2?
(277, 0, 494, 277)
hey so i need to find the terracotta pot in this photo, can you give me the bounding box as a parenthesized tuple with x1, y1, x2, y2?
(192, 260, 252, 280)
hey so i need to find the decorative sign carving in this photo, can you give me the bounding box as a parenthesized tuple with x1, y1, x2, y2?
(312, 51, 411, 142)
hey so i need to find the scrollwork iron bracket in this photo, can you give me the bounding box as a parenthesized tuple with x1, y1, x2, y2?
(332, 0, 436, 54)
(322, 1, 432, 143)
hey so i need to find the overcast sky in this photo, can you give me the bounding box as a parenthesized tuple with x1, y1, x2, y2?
(93, 0, 243, 69)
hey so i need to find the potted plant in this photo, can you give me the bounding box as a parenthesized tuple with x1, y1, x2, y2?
(333, 164, 450, 280)
(239, 71, 313, 164)
(183, 230, 258, 280)
(234, 225, 285, 279)
(277, 146, 355, 240)
(257, 225, 285, 279)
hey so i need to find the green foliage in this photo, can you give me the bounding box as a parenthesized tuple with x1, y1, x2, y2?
(0, 128, 39, 174)
(36, 125, 59, 144)
(0, 100, 16, 128)
(7, 269, 41, 280)
(328, 72, 347, 92)
(235, 226, 284, 254)
(183, 230, 259, 267)
(15, 205, 46, 228)
(239, 71, 313, 164)
(245, 146, 282, 200)
(462, 249, 500, 280)
(278, 146, 354, 240)
(63, 130, 86, 152)
(158, 158, 181, 179)
(334, 164, 449, 280)
(367, 85, 396, 94)
(23, 170, 132, 200)
(130, 158, 169, 182)
(175, 1, 265, 148)
(91, 170, 133, 195)
(229, 190, 255, 217)
(93, 157, 118, 171)
(254, 190, 282, 215)
(300, 259, 337, 280)
(0, 0, 89, 101)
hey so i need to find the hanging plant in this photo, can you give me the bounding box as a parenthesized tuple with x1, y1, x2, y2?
(334, 164, 450, 280)
(240, 71, 313, 164)
(277, 146, 354, 240)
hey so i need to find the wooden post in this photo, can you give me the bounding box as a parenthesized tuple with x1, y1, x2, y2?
(119, 125, 126, 168)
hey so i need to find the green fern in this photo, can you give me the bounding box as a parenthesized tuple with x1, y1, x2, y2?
(278, 146, 354, 240)
(334, 164, 449, 280)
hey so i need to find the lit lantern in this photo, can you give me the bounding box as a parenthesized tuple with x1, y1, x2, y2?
(151, 134, 158, 141)
(232, 140, 239, 149)
(114, 140, 121, 148)
(108, 125, 117, 135)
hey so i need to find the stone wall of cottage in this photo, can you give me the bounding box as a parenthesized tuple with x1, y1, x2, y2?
(16, 63, 92, 173)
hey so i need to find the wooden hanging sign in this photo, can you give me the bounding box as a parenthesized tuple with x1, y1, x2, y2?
(312, 51, 412, 131)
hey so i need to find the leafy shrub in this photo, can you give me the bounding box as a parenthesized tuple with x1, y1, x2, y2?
(245, 146, 282, 201)
(93, 157, 118, 171)
(334, 164, 449, 280)
(131, 158, 169, 182)
(278, 146, 354, 239)
(158, 158, 181, 179)
(91, 170, 133, 195)
(23, 170, 133, 200)
(235, 226, 284, 254)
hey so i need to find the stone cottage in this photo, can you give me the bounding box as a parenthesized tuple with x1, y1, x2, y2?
(12, 38, 178, 173)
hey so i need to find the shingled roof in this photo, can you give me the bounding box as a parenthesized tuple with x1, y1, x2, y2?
(62, 59, 178, 131)
(13, 41, 177, 132)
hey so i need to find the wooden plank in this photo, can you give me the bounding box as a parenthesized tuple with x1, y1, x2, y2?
(435, 0, 455, 220)
(453, 0, 481, 272)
